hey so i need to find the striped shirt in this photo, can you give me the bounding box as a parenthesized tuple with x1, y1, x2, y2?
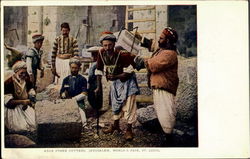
(51, 35, 79, 66)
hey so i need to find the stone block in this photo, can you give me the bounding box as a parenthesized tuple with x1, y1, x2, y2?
(35, 99, 82, 142)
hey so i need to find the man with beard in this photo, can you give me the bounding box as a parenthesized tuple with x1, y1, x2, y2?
(51, 22, 79, 85)
(134, 27, 179, 146)
(60, 58, 88, 127)
(4, 61, 36, 132)
(95, 32, 139, 141)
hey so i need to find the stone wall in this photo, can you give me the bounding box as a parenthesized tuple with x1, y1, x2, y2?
(36, 7, 59, 64)
(168, 5, 197, 57)
(4, 7, 28, 46)
(26, 6, 125, 63)
(88, 6, 126, 46)
(4, 7, 28, 68)
(4, 5, 197, 62)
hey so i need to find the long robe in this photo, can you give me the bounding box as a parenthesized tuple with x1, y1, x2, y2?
(4, 75, 36, 132)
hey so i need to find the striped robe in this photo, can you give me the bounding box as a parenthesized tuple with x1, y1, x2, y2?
(51, 35, 79, 85)
(51, 35, 79, 65)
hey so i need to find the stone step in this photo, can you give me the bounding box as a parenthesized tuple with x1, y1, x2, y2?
(136, 95, 153, 103)
(138, 83, 148, 87)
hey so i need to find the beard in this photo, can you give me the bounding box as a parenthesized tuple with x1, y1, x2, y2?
(105, 49, 114, 54)
(71, 71, 78, 76)
(158, 41, 166, 48)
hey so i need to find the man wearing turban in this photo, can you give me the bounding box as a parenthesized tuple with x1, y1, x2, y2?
(26, 34, 45, 88)
(60, 58, 88, 127)
(134, 27, 179, 146)
(4, 61, 36, 132)
(95, 31, 140, 141)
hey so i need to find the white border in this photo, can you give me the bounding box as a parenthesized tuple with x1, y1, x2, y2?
(1, 1, 249, 159)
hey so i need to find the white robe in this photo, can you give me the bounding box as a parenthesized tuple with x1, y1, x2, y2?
(55, 57, 71, 85)
(153, 89, 177, 134)
(4, 94, 36, 132)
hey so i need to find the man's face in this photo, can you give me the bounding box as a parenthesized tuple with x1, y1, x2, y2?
(70, 63, 80, 76)
(61, 28, 70, 37)
(34, 40, 43, 49)
(102, 40, 115, 53)
(16, 68, 27, 80)
(91, 51, 98, 62)
(158, 33, 168, 48)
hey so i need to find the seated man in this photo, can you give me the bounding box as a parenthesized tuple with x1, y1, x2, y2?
(60, 58, 88, 127)
(4, 61, 36, 133)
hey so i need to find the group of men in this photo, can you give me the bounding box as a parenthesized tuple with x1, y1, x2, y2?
(4, 22, 179, 145)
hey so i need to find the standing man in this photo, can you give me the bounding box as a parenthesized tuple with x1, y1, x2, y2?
(60, 58, 88, 127)
(134, 27, 179, 146)
(87, 46, 103, 110)
(51, 22, 79, 85)
(95, 32, 140, 141)
(26, 34, 45, 88)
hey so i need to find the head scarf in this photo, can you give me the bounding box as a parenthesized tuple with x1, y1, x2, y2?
(32, 34, 44, 43)
(12, 61, 27, 73)
(69, 58, 81, 67)
(162, 27, 178, 44)
(99, 31, 116, 44)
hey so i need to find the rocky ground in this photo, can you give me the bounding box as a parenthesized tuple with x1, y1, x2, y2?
(36, 106, 198, 148)
(28, 87, 198, 148)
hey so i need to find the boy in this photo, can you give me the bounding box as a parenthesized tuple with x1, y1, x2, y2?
(26, 34, 45, 88)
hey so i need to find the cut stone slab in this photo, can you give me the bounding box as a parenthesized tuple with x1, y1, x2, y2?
(5, 134, 36, 148)
(35, 99, 82, 142)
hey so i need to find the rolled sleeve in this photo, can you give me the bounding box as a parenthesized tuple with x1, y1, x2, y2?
(4, 94, 13, 106)
(73, 93, 86, 102)
(26, 57, 33, 75)
(95, 69, 103, 76)
(123, 64, 134, 73)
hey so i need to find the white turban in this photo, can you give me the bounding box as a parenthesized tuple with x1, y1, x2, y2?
(12, 61, 27, 73)
(87, 46, 102, 52)
(99, 32, 116, 44)
(69, 58, 81, 67)
(32, 34, 44, 43)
